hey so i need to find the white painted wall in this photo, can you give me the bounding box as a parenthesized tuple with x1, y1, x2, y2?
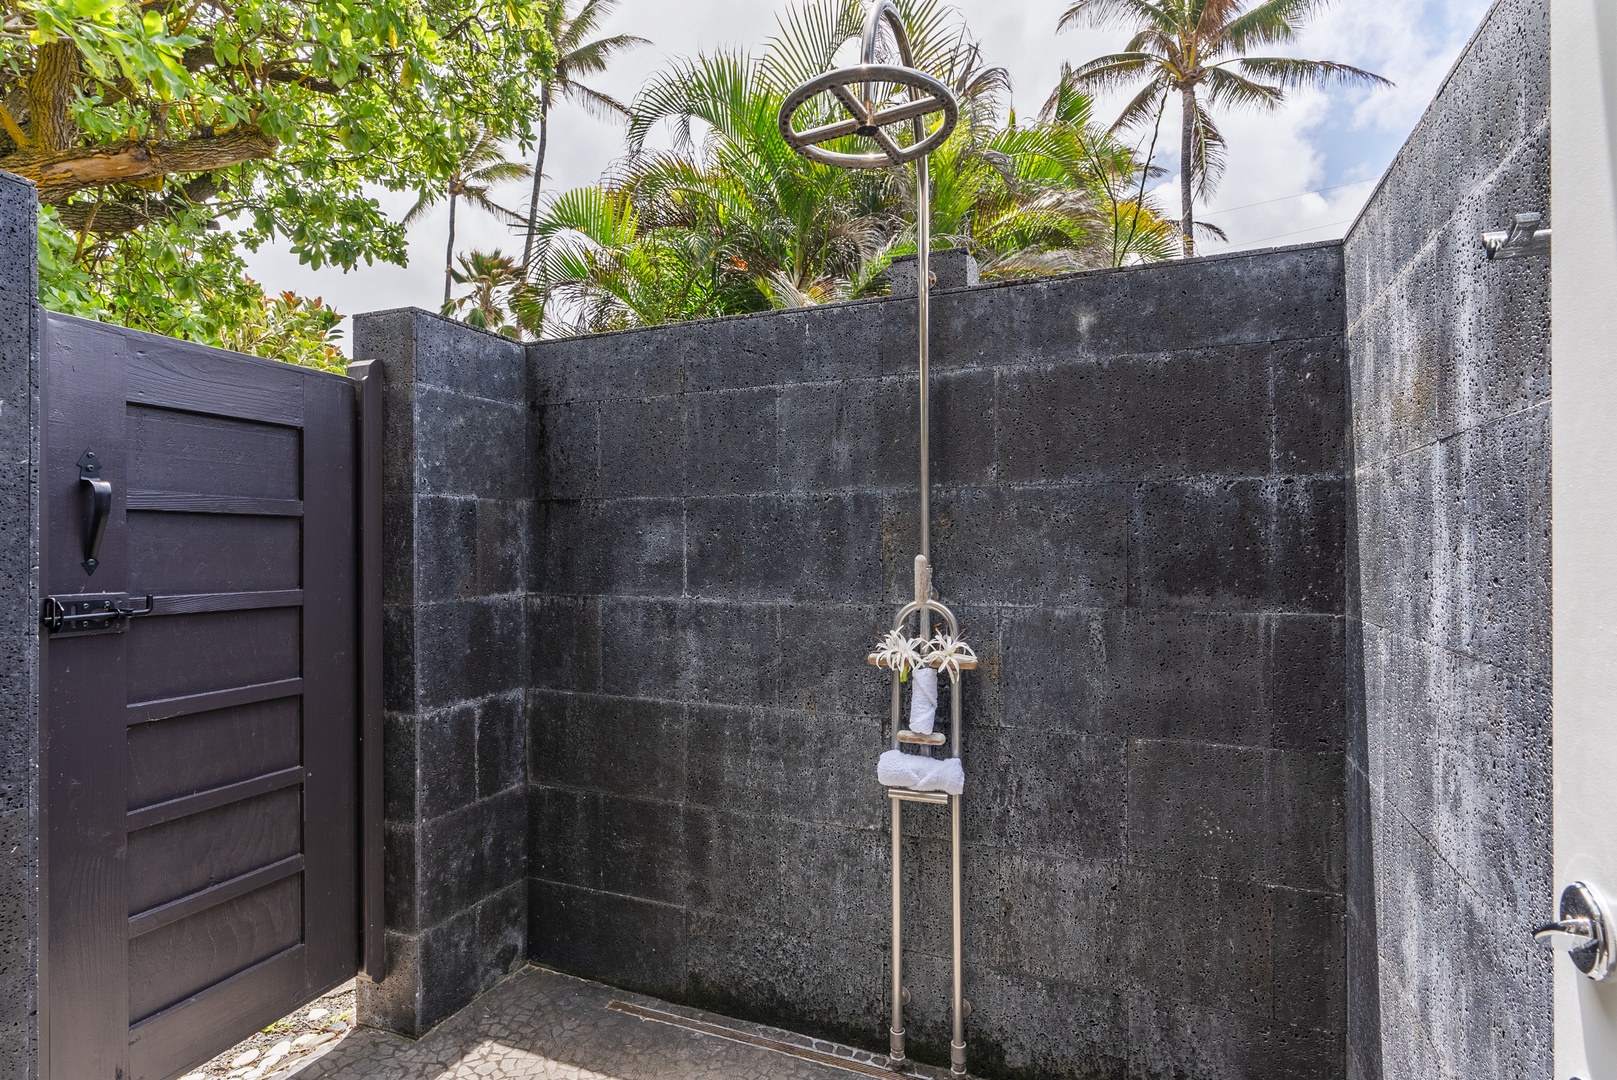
(1552, 1, 1617, 1076)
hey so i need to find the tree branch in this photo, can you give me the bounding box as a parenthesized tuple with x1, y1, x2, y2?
(2, 129, 277, 202)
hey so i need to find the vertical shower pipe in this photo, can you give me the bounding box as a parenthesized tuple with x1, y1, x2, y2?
(856, 4, 963, 1073)
(778, 8, 964, 1070)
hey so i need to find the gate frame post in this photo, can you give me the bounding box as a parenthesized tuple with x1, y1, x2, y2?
(0, 171, 42, 1079)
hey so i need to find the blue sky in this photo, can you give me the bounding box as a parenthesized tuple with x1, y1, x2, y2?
(239, 0, 1497, 340)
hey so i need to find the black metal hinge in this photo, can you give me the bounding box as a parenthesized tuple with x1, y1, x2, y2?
(41, 593, 154, 635)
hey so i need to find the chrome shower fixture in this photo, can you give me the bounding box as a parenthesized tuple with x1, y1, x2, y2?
(780, 4, 971, 1074)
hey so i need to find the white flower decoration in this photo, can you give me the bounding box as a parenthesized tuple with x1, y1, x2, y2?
(925, 632, 977, 681)
(872, 629, 928, 678)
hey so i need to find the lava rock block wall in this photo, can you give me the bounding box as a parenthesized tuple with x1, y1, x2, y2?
(0, 173, 39, 1073)
(1340, 1, 1554, 1078)
(525, 243, 1351, 1080)
(352, 311, 533, 1036)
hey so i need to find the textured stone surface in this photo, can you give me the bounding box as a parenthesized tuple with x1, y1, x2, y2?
(352, 310, 532, 1037)
(0, 171, 39, 1077)
(526, 244, 1350, 1080)
(292, 966, 963, 1080)
(1341, 1, 1554, 1078)
(887, 249, 979, 295)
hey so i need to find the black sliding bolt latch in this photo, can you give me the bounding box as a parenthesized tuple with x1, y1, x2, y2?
(41, 593, 154, 635)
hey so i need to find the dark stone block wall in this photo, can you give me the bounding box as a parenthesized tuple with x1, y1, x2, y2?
(1340, 1, 1554, 1078)
(352, 310, 532, 1036)
(526, 243, 1350, 1080)
(0, 173, 39, 1076)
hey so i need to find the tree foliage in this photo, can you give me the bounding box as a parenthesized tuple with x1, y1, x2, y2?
(523, 0, 1173, 337)
(1058, 0, 1389, 256)
(3, 0, 555, 362)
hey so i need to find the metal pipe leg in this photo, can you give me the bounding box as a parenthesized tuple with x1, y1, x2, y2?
(891, 797, 906, 1065)
(950, 793, 966, 1076)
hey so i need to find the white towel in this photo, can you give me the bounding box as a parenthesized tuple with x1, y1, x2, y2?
(907, 666, 939, 734)
(878, 749, 964, 796)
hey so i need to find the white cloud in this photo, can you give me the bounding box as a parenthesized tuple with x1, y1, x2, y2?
(238, 0, 1496, 344)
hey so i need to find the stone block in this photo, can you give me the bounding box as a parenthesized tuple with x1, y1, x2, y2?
(969, 852, 1126, 986)
(528, 879, 689, 996)
(685, 494, 884, 602)
(596, 395, 687, 497)
(686, 387, 779, 496)
(528, 783, 598, 891)
(1272, 336, 1349, 475)
(418, 789, 527, 927)
(886, 248, 980, 296)
(966, 727, 1126, 859)
(684, 705, 788, 820)
(683, 308, 811, 394)
(407, 313, 526, 403)
(1126, 740, 1269, 882)
(529, 693, 687, 804)
(413, 597, 526, 709)
(600, 599, 779, 706)
(996, 347, 1271, 482)
(596, 793, 689, 906)
(541, 498, 685, 598)
(1125, 866, 1275, 1018)
(1127, 993, 1344, 1080)
(682, 910, 886, 1041)
(527, 595, 601, 693)
(416, 701, 478, 820)
(1134, 477, 1344, 614)
(382, 821, 418, 931)
(414, 387, 527, 499)
(1270, 615, 1348, 753)
(775, 602, 891, 718)
(538, 324, 689, 404)
(535, 401, 600, 501)
(1272, 885, 1347, 1033)
(682, 805, 788, 923)
(475, 692, 526, 800)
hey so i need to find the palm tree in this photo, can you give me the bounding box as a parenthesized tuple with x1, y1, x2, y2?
(446, 250, 526, 336)
(405, 128, 532, 306)
(520, 0, 650, 271)
(1058, 0, 1390, 257)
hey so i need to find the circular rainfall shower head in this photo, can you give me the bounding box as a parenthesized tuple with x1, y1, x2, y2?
(777, 0, 960, 171)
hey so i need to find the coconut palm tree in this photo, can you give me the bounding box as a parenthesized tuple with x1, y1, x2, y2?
(404, 128, 532, 306)
(520, 0, 650, 271)
(446, 250, 526, 336)
(1058, 0, 1390, 257)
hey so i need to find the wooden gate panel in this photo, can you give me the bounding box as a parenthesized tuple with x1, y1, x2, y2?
(126, 699, 303, 808)
(42, 313, 363, 1080)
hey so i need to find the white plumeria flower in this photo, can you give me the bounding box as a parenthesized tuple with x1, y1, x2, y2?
(872, 629, 928, 678)
(925, 632, 977, 681)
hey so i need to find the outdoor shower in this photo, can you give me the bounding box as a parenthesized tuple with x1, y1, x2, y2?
(779, 5, 974, 1074)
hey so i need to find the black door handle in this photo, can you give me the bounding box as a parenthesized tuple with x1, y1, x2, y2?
(78, 449, 110, 575)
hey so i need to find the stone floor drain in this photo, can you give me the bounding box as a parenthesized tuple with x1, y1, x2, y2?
(604, 1001, 934, 1079)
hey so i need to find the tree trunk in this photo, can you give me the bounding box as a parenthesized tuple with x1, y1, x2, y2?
(29, 41, 79, 152)
(1180, 84, 1196, 259)
(444, 193, 458, 309)
(521, 90, 552, 271)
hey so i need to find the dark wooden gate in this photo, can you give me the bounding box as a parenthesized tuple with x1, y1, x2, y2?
(39, 313, 383, 1080)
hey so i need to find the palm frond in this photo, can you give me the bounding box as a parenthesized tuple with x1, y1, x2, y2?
(1231, 57, 1395, 91)
(1058, 0, 1174, 34)
(563, 80, 633, 121)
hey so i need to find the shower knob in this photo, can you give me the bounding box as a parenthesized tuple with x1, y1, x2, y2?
(1533, 881, 1614, 981)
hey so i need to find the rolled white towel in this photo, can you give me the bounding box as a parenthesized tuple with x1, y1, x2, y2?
(878, 749, 964, 796)
(907, 666, 938, 735)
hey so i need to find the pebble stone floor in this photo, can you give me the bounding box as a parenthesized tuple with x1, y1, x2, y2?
(283, 967, 956, 1080)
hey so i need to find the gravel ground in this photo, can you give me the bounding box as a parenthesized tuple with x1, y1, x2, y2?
(177, 980, 357, 1080)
